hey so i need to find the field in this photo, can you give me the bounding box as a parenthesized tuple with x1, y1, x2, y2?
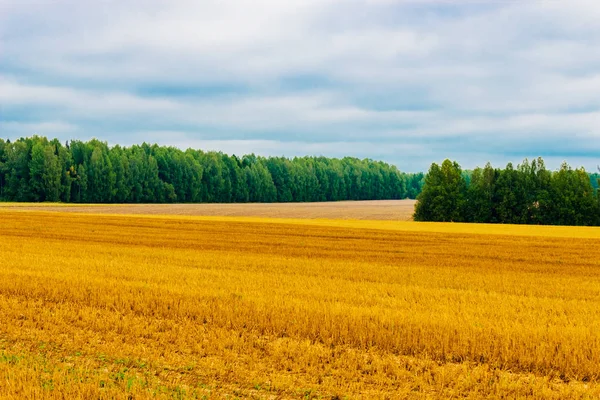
(0, 199, 416, 221)
(1, 204, 600, 399)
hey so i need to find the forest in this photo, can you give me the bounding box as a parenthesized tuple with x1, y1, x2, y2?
(415, 158, 600, 226)
(0, 136, 424, 204)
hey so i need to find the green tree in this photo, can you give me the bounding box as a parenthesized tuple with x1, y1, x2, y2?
(549, 163, 597, 226)
(414, 160, 467, 222)
(74, 164, 88, 203)
(3, 140, 32, 201)
(0, 139, 7, 199)
(0, 134, 420, 205)
(29, 141, 61, 202)
(246, 161, 277, 202)
(466, 163, 498, 223)
(87, 143, 115, 203)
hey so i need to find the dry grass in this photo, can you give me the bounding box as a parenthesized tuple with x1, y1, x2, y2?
(0, 199, 417, 220)
(1, 209, 600, 399)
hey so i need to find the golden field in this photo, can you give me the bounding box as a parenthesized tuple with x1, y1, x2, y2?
(1, 207, 600, 399)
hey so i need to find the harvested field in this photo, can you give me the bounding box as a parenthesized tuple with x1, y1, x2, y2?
(0, 199, 416, 220)
(1, 209, 600, 398)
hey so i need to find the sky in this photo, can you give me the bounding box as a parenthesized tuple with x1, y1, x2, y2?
(0, 0, 599, 172)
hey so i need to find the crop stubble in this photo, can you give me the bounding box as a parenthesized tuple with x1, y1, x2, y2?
(0, 199, 416, 221)
(1, 208, 600, 398)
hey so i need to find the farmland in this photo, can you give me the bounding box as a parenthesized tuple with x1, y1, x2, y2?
(1, 207, 600, 398)
(0, 199, 417, 221)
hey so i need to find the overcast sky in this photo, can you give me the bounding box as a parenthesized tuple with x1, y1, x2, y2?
(1, 0, 599, 172)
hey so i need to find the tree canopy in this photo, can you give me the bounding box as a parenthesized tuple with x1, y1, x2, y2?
(0, 136, 423, 204)
(415, 158, 600, 226)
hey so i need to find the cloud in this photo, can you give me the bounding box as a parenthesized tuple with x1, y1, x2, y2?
(0, 79, 433, 132)
(0, 121, 78, 135)
(1, 0, 599, 171)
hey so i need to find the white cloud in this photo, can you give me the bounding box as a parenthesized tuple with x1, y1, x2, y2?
(0, 121, 78, 135)
(1, 0, 599, 171)
(0, 78, 181, 115)
(0, 78, 435, 131)
(121, 133, 430, 161)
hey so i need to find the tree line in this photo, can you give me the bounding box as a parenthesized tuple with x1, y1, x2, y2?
(415, 158, 600, 226)
(0, 136, 424, 204)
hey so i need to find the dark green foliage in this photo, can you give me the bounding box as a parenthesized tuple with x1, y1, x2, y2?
(0, 136, 420, 204)
(590, 172, 599, 191)
(547, 164, 597, 226)
(405, 172, 425, 200)
(0, 139, 6, 198)
(29, 138, 62, 202)
(416, 158, 600, 226)
(466, 163, 498, 223)
(414, 160, 466, 222)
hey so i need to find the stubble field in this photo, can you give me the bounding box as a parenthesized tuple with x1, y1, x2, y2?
(1, 204, 600, 399)
(0, 199, 416, 221)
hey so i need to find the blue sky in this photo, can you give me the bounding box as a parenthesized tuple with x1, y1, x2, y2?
(0, 0, 599, 172)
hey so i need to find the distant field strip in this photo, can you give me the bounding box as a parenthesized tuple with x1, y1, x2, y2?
(0, 199, 417, 220)
(4, 206, 600, 240)
(1, 210, 600, 398)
